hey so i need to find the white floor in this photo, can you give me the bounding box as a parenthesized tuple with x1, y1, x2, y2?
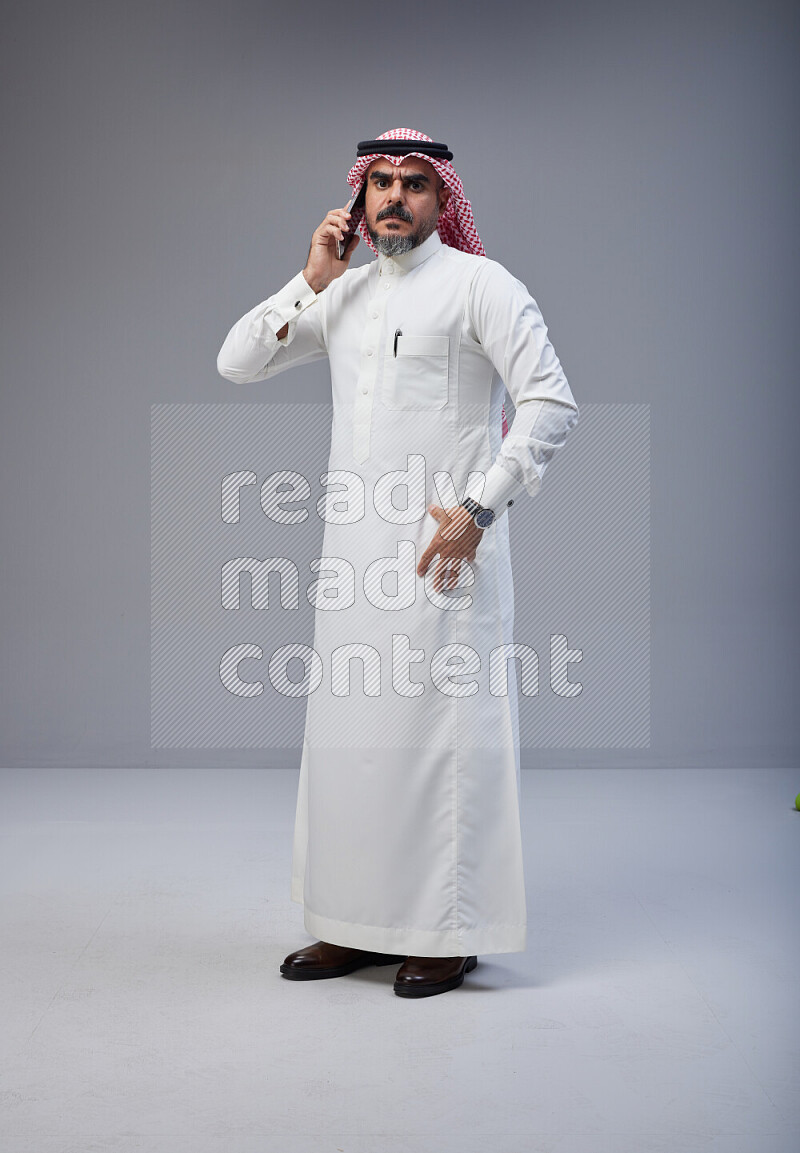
(0, 766, 797, 1153)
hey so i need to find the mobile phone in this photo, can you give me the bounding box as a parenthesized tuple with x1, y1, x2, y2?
(336, 181, 366, 260)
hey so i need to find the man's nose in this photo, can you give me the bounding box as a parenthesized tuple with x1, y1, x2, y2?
(387, 177, 406, 202)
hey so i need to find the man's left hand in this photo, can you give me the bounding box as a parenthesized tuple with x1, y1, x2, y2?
(417, 504, 485, 592)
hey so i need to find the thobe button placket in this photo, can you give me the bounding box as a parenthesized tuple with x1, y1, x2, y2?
(353, 281, 390, 464)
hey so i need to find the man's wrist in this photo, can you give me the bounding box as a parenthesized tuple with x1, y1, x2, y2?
(301, 268, 324, 295)
(460, 496, 496, 530)
(261, 269, 319, 341)
(464, 464, 528, 522)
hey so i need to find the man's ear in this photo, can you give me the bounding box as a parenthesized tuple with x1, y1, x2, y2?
(438, 183, 451, 215)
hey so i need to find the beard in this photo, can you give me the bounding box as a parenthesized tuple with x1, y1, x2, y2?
(367, 204, 440, 255)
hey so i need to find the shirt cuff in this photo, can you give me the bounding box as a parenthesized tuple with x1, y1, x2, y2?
(464, 463, 530, 520)
(262, 270, 318, 338)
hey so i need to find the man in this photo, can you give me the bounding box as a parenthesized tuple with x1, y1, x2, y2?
(217, 129, 579, 998)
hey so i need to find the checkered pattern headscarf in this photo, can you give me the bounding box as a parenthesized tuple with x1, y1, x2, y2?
(347, 129, 508, 439)
(346, 128, 486, 258)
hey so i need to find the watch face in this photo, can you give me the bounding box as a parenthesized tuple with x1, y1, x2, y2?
(475, 508, 496, 529)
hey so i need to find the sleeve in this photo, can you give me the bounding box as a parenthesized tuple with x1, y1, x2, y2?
(216, 270, 327, 384)
(463, 259, 579, 519)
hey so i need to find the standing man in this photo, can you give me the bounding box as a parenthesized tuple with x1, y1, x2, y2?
(217, 129, 579, 998)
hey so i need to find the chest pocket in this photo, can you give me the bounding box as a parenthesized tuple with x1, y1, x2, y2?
(382, 334, 449, 410)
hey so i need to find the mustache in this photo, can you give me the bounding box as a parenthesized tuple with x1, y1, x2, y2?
(376, 206, 413, 223)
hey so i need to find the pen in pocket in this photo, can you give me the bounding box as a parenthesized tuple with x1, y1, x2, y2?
(393, 328, 402, 357)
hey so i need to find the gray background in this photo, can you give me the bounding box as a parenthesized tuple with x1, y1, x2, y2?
(1, 0, 796, 769)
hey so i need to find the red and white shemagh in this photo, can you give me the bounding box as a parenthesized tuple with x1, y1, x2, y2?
(346, 128, 508, 438)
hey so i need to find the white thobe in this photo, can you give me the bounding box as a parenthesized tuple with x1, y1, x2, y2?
(218, 229, 579, 956)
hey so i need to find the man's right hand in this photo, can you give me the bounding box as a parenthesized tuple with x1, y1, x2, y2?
(303, 207, 360, 294)
(274, 207, 360, 340)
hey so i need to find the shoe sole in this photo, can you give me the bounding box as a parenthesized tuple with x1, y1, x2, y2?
(280, 953, 407, 980)
(393, 955, 478, 998)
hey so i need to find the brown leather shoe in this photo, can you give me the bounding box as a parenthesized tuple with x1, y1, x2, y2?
(280, 940, 407, 981)
(393, 955, 478, 998)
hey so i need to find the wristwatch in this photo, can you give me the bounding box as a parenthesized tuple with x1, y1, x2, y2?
(460, 496, 496, 530)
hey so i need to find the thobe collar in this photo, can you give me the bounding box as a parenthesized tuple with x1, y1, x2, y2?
(377, 229, 443, 277)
